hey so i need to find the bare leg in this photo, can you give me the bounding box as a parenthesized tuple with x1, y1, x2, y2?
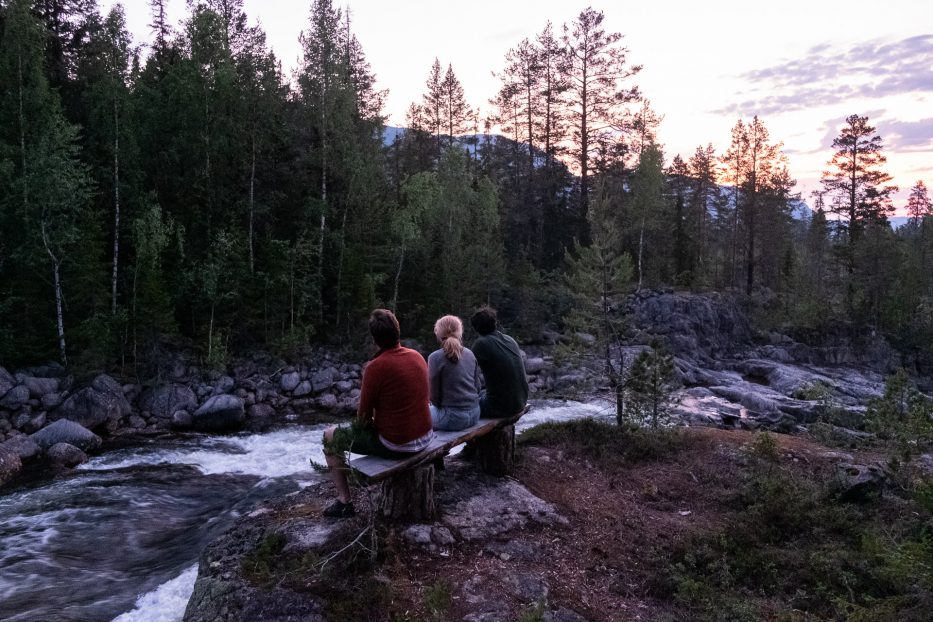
(323, 426, 351, 503)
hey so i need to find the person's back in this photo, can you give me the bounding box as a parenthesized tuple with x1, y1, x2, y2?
(361, 345, 432, 448)
(471, 307, 528, 418)
(428, 315, 482, 431)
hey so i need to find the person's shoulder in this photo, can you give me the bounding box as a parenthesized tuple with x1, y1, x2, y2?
(399, 346, 428, 366)
(427, 349, 444, 364)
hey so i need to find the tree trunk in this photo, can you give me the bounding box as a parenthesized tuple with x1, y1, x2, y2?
(476, 425, 515, 476)
(637, 214, 646, 291)
(391, 245, 405, 311)
(207, 302, 214, 361)
(248, 132, 256, 274)
(52, 260, 66, 367)
(334, 206, 348, 329)
(379, 464, 435, 522)
(111, 99, 121, 314)
(18, 52, 27, 210)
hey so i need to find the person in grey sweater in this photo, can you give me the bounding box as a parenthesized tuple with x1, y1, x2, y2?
(427, 315, 482, 431)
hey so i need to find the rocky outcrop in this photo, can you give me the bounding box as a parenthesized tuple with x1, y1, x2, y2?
(192, 395, 245, 432)
(46, 442, 87, 468)
(0, 446, 22, 486)
(184, 457, 570, 622)
(0, 366, 15, 398)
(53, 374, 131, 430)
(138, 384, 198, 420)
(627, 290, 752, 361)
(30, 419, 102, 452)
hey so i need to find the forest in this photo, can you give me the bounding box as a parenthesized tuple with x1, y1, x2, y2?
(1, 0, 931, 377)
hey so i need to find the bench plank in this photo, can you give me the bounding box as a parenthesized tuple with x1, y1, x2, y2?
(349, 408, 527, 482)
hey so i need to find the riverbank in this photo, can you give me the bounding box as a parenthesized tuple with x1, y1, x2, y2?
(185, 421, 933, 621)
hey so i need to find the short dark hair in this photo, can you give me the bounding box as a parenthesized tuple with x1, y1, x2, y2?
(369, 309, 400, 348)
(471, 306, 497, 336)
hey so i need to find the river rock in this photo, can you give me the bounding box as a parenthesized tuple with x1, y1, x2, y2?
(0, 366, 14, 398)
(317, 393, 338, 410)
(0, 446, 22, 486)
(171, 410, 193, 429)
(292, 380, 313, 397)
(334, 380, 353, 393)
(30, 419, 102, 452)
(248, 403, 275, 418)
(128, 414, 148, 429)
(138, 384, 198, 420)
(40, 392, 63, 410)
(0, 385, 29, 410)
(311, 368, 337, 393)
(0, 434, 40, 460)
(14, 410, 46, 434)
(192, 395, 245, 431)
(21, 376, 60, 398)
(53, 374, 131, 430)
(46, 442, 87, 468)
(524, 357, 546, 374)
(279, 371, 300, 392)
(213, 375, 235, 395)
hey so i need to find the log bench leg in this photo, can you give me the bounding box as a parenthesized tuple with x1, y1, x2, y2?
(475, 424, 515, 476)
(379, 464, 436, 522)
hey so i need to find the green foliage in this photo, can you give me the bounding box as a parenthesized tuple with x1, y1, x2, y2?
(519, 418, 684, 467)
(624, 344, 677, 427)
(657, 456, 933, 621)
(423, 580, 452, 622)
(866, 368, 933, 461)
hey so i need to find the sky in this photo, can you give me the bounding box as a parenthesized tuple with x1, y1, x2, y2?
(104, 0, 932, 210)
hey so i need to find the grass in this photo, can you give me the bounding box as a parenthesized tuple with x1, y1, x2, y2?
(518, 417, 685, 467)
(652, 449, 933, 621)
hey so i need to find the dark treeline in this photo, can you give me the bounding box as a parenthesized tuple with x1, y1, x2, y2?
(1, 0, 931, 376)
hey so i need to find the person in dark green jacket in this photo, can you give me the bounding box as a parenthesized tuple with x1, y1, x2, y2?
(470, 306, 529, 418)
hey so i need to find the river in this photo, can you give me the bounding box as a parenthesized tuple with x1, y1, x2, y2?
(0, 400, 610, 622)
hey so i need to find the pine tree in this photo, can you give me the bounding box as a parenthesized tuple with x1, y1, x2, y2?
(822, 114, 897, 259)
(629, 143, 666, 290)
(421, 58, 444, 156)
(561, 7, 640, 221)
(441, 63, 470, 146)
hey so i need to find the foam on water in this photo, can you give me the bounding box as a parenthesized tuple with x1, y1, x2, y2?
(79, 425, 329, 477)
(112, 565, 199, 622)
(4, 401, 608, 622)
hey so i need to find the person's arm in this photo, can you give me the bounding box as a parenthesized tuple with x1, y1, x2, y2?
(357, 361, 378, 424)
(428, 352, 443, 406)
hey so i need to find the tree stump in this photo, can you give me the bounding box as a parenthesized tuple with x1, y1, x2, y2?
(475, 424, 515, 476)
(379, 464, 435, 522)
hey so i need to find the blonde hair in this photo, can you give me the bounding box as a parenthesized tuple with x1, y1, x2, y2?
(434, 315, 464, 362)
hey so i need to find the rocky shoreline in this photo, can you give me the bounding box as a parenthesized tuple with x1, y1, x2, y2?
(2, 291, 928, 488)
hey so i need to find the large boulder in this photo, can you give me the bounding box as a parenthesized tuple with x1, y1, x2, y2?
(138, 384, 198, 420)
(0, 385, 29, 410)
(46, 442, 87, 468)
(192, 395, 245, 431)
(21, 376, 60, 398)
(53, 374, 131, 430)
(30, 419, 102, 452)
(311, 368, 337, 393)
(0, 434, 40, 460)
(279, 371, 301, 392)
(292, 380, 313, 397)
(0, 366, 16, 398)
(0, 446, 22, 486)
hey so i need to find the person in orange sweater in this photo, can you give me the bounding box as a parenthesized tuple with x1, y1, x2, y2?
(321, 309, 434, 518)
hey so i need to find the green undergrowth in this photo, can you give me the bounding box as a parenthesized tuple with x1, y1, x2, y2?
(652, 436, 933, 621)
(518, 417, 685, 467)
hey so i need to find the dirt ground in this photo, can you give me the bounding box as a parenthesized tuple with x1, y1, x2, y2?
(380, 427, 881, 621)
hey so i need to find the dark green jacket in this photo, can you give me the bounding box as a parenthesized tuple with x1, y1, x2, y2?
(472, 331, 528, 417)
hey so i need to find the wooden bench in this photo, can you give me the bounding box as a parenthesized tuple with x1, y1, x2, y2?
(348, 405, 530, 522)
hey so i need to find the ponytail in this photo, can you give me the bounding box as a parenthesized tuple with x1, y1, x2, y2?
(434, 315, 465, 362)
(442, 335, 464, 362)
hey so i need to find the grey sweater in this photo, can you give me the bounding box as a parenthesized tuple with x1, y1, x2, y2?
(427, 347, 482, 410)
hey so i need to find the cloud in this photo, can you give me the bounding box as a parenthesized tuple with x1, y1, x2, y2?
(713, 35, 933, 116)
(878, 117, 933, 150)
